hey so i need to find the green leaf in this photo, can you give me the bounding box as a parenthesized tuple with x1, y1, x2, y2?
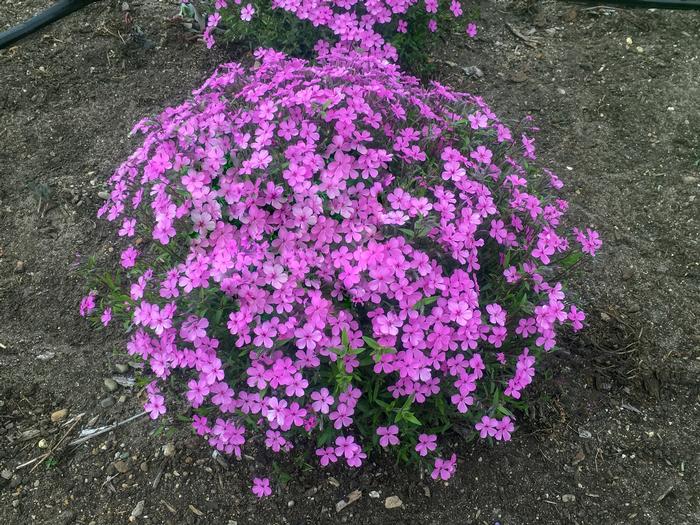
(559, 251, 583, 268)
(414, 295, 437, 309)
(363, 336, 382, 351)
(496, 405, 515, 418)
(316, 425, 334, 447)
(402, 412, 422, 426)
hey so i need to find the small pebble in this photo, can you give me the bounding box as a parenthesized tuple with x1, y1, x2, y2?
(627, 303, 641, 314)
(1, 469, 12, 480)
(14, 261, 25, 273)
(130, 500, 145, 521)
(462, 65, 484, 78)
(113, 460, 130, 473)
(100, 396, 115, 408)
(562, 494, 576, 503)
(103, 378, 118, 392)
(369, 490, 380, 499)
(162, 443, 176, 457)
(51, 408, 68, 422)
(384, 495, 403, 509)
(98, 191, 110, 200)
(682, 176, 698, 185)
(115, 363, 129, 373)
(38, 438, 48, 449)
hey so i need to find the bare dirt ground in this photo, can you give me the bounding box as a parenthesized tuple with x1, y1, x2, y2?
(1, 1, 699, 524)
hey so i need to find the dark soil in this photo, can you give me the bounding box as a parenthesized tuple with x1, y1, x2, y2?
(1, 1, 699, 524)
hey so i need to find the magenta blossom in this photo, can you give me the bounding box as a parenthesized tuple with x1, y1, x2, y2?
(79, 292, 96, 317)
(376, 425, 400, 447)
(240, 3, 255, 21)
(431, 453, 457, 481)
(415, 433, 437, 457)
(252, 477, 272, 498)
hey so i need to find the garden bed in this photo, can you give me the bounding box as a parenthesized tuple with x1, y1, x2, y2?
(0, 1, 698, 523)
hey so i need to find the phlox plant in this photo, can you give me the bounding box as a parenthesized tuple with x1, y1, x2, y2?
(184, 0, 479, 66)
(81, 47, 600, 491)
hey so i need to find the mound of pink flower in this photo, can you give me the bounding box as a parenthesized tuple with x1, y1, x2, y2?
(199, 0, 478, 56)
(84, 47, 599, 486)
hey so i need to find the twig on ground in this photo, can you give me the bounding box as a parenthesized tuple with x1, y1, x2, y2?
(26, 414, 83, 473)
(68, 411, 147, 447)
(152, 458, 169, 489)
(505, 23, 543, 48)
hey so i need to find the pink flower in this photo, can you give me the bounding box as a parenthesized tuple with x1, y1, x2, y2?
(252, 477, 272, 498)
(468, 111, 488, 130)
(415, 433, 437, 456)
(144, 393, 166, 419)
(264, 430, 286, 452)
(466, 22, 478, 38)
(79, 292, 96, 317)
(311, 388, 334, 414)
(192, 415, 210, 436)
(475, 416, 497, 438)
(431, 453, 457, 480)
(186, 379, 210, 408)
(100, 308, 112, 326)
(329, 403, 353, 429)
(118, 218, 136, 237)
(567, 305, 586, 331)
(241, 4, 255, 21)
(486, 303, 506, 326)
(376, 425, 400, 447)
(494, 417, 515, 441)
(334, 435, 359, 459)
(573, 227, 602, 256)
(470, 145, 492, 165)
(120, 246, 138, 269)
(316, 446, 338, 466)
(503, 266, 519, 283)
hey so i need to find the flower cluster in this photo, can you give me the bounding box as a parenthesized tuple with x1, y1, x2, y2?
(83, 48, 598, 491)
(194, 0, 478, 60)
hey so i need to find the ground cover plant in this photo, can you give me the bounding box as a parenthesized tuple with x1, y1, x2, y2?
(182, 0, 479, 65)
(80, 44, 600, 494)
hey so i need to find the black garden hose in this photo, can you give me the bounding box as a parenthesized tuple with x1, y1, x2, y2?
(0, 0, 100, 49)
(577, 0, 700, 8)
